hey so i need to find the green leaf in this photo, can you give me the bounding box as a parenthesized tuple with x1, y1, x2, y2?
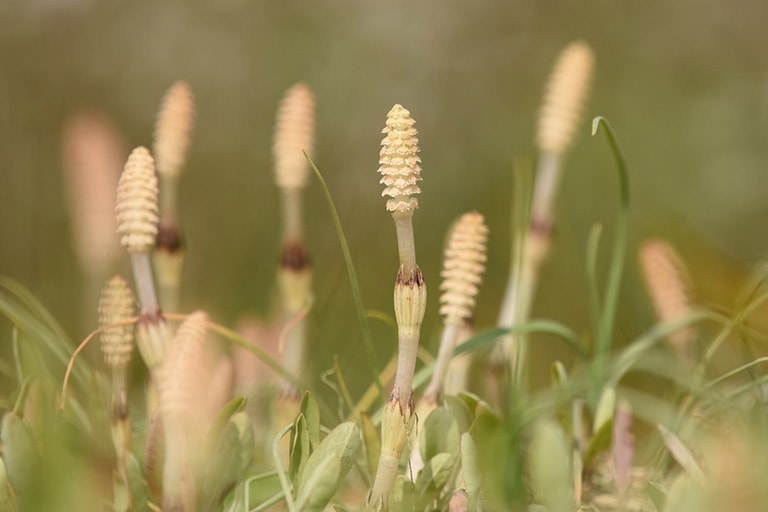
(0, 457, 17, 512)
(389, 475, 415, 511)
(415, 452, 456, 507)
(590, 117, 630, 365)
(289, 414, 311, 482)
(0, 278, 90, 390)
(199, 412, 255, 509)
(460, 433, 481, 511)
(657, 424, 705, 481)
(125, 453, 152, 512)
(294, 422, 360, 511)
(0, 411, 39, 500)
(551, 361, 568, 387)
(207, 397, 247, 442)
(583, 416, 613, 467)
(359, 413, 380, 484)
(662, 473, 711, 512)
(420, 407, 460, 461)
(443, 395, 472, 434)
(299, 392, 320, 448)
(528, 420, 572, 512)
(593, 386, 616, 433)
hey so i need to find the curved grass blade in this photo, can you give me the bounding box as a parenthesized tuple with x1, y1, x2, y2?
(585, 224, 604, 348)
(305, 153, 383, 403)
(591, 117, 630, 368)
(0, 278, 90, 390)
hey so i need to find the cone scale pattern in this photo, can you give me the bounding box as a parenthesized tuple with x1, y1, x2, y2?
(537, 41, 596, 155)
(154, 81, 195, 179)
(378, 104, 422, 214)
(273, 83, 316, 189)
(98, 276, 136, 367)
(115, 147, 159, 253)
(440, 212, 488, 322)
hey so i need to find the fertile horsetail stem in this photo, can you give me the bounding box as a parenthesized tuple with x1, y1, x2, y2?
(425, 212, 487, 401)
(153, 81, 195, 314)
(494, 41, 595, 388)
(272, 83, 316, 396)
(115, 146, 169, 370)
(368, 104, 427, 508)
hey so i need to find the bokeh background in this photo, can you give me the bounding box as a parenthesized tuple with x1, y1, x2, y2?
(2, 0, 768, 394)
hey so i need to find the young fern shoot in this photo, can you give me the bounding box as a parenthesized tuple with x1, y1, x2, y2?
(115, 146, 171, 371)
(153, 81, 195, 314)
(272, 83, 316, 397)
(495, 41, 595, 386)
(368, 104, 427, 508)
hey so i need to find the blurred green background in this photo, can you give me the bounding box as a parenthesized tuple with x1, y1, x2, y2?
(1, 0, 767, 393)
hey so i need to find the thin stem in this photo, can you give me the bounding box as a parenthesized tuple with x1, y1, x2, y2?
(393, 214, 417, 274)
(130, 253, 160, 317)
(281, 188, 303, 242)
(424, 320, 461, 399)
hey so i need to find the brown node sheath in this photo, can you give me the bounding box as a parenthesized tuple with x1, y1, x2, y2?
(280, 240, 310, 271)
(396, 265, 424, 287)
(155, 220, 183, 253)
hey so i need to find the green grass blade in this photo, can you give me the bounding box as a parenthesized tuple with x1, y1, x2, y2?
(591, 117, 630, 364)
(305, 153, 384, 404)
(0, 278, 90, 390)
(585, 224, 604, 349)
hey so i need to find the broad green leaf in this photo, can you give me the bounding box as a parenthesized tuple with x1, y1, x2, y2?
(456, 391, 481, 413)
(294, 456, 340, 511)
(528, 420, 572, 512)
(289, 414, 311, 482)
(420, 407, 460, 461)
(663, 472, 711, 512)
(415, 452, 456, 508)
(299, 392, 320, 448)
(646, 480, 668, 511)
(460, 433, 481, 511)
(443, 395, 472, 434)
(294, 422, 360, 511)
(0, 457, 16, 511)
(0, 411, 39, 500)
(389, 475, 415, 511)
(199, 412, 255, 510)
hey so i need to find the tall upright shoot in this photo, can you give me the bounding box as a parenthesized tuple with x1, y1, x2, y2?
(153, 81, 195, 314)
(115, 146, 170, 372)
(495, 41, 595, 387)
(272, 82, 316, 396)
(368, 104, 427, 506)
